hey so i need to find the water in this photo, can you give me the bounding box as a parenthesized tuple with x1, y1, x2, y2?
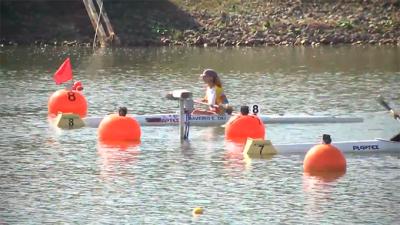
(0, 46, 399, 224)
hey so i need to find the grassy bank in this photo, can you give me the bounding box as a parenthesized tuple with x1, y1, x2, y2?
(1, 0, 399, 46)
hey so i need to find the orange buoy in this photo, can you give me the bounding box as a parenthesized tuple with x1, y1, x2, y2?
(48, 89, 88, 118)
(98, 114, 141, 144)
(303, 144, 346, 173)
(225, 114, 265, 142)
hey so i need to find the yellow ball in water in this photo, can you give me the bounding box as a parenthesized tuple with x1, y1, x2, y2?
(192, 207, 204, 215)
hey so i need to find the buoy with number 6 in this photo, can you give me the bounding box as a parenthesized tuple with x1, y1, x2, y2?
(225, 106, 265, 142)
(48, 89, 88, 118)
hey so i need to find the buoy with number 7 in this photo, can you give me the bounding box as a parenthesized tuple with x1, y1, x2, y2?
(243, 138, 277, 157)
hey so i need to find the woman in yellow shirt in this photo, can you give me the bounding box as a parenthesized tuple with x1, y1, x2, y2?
(192, 69, 231, 115)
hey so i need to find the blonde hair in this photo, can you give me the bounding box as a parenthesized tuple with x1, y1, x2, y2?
(202, 69, 222, 87)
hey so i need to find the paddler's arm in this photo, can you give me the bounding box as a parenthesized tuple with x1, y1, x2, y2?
(377, 96, 399, 120)
(392, 111, 400, 120)
(194, 99, 220, 109)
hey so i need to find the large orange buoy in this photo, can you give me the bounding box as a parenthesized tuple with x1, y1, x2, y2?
(48, 89, 88, 118)
(225, 114, 265, 142)
(98, 114, 141, 144)
(303, 144, 346, 173)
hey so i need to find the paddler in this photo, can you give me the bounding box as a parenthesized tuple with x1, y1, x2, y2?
(377, 96, 399, 142)
(118, 107, 128, 117)
(192, 69, 232, 115)
(390, 110, 400, 142)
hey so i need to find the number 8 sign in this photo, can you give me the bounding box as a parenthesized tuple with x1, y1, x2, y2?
(251, 104, 261, 115)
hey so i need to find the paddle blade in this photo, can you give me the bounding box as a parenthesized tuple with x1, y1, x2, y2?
(377, 96, 400, 121)
(377, 96, 392, 111)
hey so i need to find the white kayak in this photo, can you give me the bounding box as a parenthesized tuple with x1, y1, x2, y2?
(243, 138, 399, 158)
(83, 113, 363, 127)
(274, 138, 399, 153)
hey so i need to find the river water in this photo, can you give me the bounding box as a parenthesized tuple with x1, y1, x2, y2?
(0, 46, 399, 224)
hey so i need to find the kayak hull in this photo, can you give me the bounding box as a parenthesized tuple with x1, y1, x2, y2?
(84, 113, 363, 127)
(274, 138, 399, 154)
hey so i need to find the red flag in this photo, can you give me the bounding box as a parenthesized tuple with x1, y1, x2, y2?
(53, 58, 73, 85)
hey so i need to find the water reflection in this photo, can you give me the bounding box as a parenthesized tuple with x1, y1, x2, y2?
(97, 142, 140, 181)
(302, 172, 346, 220)
(223, 141, 249, 172)
(303, 171, 346, 183)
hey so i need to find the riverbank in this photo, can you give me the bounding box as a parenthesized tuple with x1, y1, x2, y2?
(1, 0, 400, 47)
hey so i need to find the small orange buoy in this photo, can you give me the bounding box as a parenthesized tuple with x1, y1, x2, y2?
(303, 144, 346, 173)
(98, 114, 141, 144)
(225, 114, 265, 142)
(48, 89, 88, 118)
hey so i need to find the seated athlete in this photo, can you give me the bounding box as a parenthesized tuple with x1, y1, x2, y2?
(192, 69, 232, 115)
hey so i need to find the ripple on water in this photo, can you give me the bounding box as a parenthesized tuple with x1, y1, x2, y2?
(0, 46, 399, 224)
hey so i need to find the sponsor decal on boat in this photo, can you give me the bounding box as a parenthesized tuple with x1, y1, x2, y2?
(188, 115, 227, 121)
(161, 115, 179, 123)
(145, 115, 227, 123)
(145, 115, 179, 123)
(352, 145, 380, 150)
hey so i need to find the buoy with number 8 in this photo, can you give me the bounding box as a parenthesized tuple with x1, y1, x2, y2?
(48, 89, 88, 118)
(225, 106, 265, 142)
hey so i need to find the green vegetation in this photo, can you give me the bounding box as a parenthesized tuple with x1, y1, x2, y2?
(1, 0, 399, 46)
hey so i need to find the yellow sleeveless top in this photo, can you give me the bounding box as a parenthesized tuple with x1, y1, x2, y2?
(204, 86, 229, 114)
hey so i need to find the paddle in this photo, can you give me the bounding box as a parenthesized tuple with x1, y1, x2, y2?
(193, 99, 233, 115)
(193, 99, 220, 108)
(377, 96, 400, 121)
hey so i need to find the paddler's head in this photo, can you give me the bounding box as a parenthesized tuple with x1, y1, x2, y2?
(240, 106, 249, 115)
(200, 69, 222, 87)
(118, 107, 128, 117)
(322, 134, 332, 144)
